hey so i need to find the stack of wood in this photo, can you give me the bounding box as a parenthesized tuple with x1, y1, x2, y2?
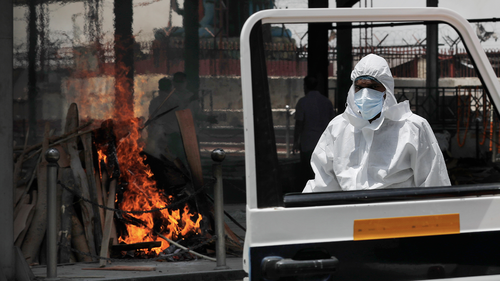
(12, 102, 242, 266)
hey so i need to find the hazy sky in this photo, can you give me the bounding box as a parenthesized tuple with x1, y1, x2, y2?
(13, 0, 500, 49)
(273, 0, 500, 49)
(13, 0, 183, 48)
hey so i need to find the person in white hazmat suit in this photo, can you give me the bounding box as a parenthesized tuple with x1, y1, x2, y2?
(303, 54, 451, 192)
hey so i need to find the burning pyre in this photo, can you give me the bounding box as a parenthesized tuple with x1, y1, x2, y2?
(95, 117, 204, 256)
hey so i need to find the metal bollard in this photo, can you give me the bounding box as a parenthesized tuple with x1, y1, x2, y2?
(285, 105, 290, 158)
(212, 148, 229, 269)
(46, 148, 60, 280)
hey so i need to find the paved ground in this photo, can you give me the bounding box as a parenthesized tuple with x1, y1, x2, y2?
(31, 257, 246, 281)
(30, 204, 247, 281)
(28, 152, 301, 281)
(29, 151, 252, 281)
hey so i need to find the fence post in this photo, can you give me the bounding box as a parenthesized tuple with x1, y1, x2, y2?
(212, 148, 229, 270)
(46, 148, 60, 280)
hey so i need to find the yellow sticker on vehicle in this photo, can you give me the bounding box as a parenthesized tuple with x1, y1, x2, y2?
(353, 214, 460, 240)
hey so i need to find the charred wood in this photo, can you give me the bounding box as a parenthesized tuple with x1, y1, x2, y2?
(71, 214, 93, 262)
(95, 172, 105, 232)
(81, 132, 103, 254)
(82, 266, 155, 271)
(13, 121, 93, 157)
(14, 190, 37, 248)
(65, 103, 98, 260)
(100, 178, 117, 267)
(110, 241, 161, 252)
(21, 122, 50, 264)
(94, 119, 120, 180)
(141, 151, 189, 190)
(13, 128, 30, 189)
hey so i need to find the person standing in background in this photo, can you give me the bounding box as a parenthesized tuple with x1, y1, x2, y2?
(293, 75, 336, 186)
(145, 76, 192, 162)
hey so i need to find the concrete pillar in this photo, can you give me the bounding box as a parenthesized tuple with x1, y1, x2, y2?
(426, 0, 439, 122)
(336, 22, 353, 112)
(28, 0, 37, 142)
(113, 0, 135, 120)
(336, 0, 359, 113)
(184, 0, 200, 100)
(307, 0, 329, 97)
(0, 0, 14, 279)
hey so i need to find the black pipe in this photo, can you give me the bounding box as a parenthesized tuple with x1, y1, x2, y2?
(113, 0, 134, 119)
(28, 0, 37, 143)
(330, 17, 500, 30)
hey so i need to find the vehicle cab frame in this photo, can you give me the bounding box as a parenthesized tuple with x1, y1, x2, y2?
(240, 7, 500, 281)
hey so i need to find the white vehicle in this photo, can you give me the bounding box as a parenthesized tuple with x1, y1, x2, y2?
(240, 7, 500, 281)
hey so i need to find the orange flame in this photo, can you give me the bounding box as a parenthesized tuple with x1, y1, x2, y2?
(70, 41, 203, 255)
(99, 115, 202, 255)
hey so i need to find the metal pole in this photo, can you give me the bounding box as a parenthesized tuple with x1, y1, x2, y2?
(285, 105, 290, 158)
(492, 107, 497, 162)
(212, 148, 229, 269)
(46, 148, 60, 280)
(476, 117, 481, 160)
(0, 0, 14, 277)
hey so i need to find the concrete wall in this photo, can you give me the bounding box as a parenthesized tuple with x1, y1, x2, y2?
(57, 75, 338, 128)
(22, 74, 492, 160)
(55, 75, 487, 125)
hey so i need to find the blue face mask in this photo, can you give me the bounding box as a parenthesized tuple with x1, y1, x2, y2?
(354, 88, 385, 120)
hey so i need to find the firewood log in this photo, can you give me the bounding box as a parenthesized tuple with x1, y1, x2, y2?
(176, 109, 204, 189)
(82, 266, 156, 271)
(176, 109, 212, 231)
(101, 160, 109, 202)
(13, 184, 26, 207)
(65, 103, 97, 260)
(71, 214, 93, 262)
(15, 190, 37, 248)
(100, 179, 117, 267)
(13, 128, 30, 190)
(13, 130, 30, 208)
(13, 200, 35, 242)
(81, 132, 103, 253)
(13, 192, 30, 220)
(15, 153, 41, 207)
(110, 241, 161, 252)
(95, 173, 105, 232)
(21, 122, 50, 264)
(100, 162, 118, 247)
(13, 121, 93, 156)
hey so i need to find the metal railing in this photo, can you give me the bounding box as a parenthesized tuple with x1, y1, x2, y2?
(393, 86, 497, 130)
(14, 40, 500, 78)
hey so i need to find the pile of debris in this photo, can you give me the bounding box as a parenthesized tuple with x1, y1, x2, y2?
(13, 103, 242, 266)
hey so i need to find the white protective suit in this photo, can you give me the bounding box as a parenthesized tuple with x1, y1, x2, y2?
(303, 54, 451, 192)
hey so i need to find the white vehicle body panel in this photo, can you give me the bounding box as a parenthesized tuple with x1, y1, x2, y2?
(247, 196, 500, 248)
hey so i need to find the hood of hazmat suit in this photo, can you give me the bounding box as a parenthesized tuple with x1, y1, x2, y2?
(303, 54, 450, 192)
